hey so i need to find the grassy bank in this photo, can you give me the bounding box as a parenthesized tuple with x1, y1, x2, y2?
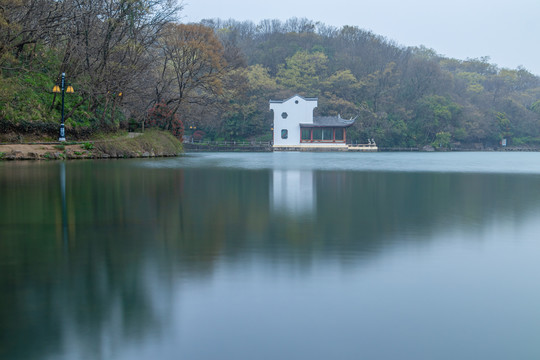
(93, 130, 183, 158)
(0, 130, 183, 160)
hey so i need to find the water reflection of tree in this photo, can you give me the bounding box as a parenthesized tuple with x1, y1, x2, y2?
(172, 168, 540, 268)
(2, 161, 540, 359)
(315, 171, 539, 244)
(272, 171, 540, 259)
(0, 161, 182, 359)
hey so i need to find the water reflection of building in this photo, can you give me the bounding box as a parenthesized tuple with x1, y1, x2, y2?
(271, 170, 316, 216)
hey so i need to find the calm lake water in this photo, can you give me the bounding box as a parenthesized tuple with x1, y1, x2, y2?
(2, 152, 540, 360)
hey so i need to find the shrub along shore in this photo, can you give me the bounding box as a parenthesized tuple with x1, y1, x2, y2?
(0, 130, 183, 161)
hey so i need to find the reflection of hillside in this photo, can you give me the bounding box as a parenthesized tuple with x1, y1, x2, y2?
(271, 170, 540, 256)
(313, 171, 532, 247)
(2, 161, 540, 359)
(138, 168, 540, 267)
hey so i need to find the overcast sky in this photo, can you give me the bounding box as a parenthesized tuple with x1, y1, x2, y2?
(183, 0, 540, 75)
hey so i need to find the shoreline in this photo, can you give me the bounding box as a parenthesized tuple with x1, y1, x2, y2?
(1, 143, 537, 160)
(0, 131, 183, 160)
(0, 143, 181, 160)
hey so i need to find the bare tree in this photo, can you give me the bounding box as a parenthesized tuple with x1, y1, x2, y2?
(154, 23, 229, 115)
(60, 0, 181, 126)
(0, 0, 73, 68)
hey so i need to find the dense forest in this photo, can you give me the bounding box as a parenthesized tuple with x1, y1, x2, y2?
(2, 0, 540, 148)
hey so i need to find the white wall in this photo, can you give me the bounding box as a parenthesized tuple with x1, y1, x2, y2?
(270, 95, 317, 146)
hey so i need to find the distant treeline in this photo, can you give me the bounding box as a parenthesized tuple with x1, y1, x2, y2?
(1, 1, 540, 147)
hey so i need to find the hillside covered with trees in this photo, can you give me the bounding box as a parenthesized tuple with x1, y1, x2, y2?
(2, 0, 540, 148)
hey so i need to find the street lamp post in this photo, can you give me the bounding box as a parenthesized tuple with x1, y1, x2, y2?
(189, 125, 197, 142)
(53, 73, 74, 142)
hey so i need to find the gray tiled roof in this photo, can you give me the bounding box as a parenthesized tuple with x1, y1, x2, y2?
(269, 94, 318, 103)
(301, 114, 356, 127)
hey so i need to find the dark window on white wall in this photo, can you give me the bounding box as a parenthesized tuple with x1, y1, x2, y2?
(281, 129, 288, 139)
(281, 112, 288, 119)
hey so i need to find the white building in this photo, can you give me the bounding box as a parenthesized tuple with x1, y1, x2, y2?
(269, 95, 355, 151)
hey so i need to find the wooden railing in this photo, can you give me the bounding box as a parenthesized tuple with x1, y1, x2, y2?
(183, 140, 273, 152)
(187, 140, 272, 147)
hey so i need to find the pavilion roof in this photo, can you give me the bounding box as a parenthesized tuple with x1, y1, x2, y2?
(300, 114, 356, 128)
